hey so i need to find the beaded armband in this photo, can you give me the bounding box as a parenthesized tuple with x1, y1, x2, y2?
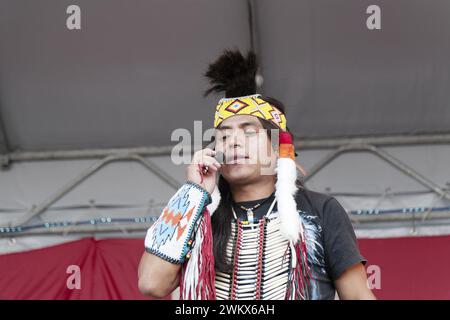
(144, 181, 211, 264)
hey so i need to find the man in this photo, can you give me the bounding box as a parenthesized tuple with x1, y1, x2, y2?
(138, 50, 376, 300)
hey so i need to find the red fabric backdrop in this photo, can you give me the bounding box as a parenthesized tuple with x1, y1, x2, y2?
(358, 235, 450, 300)
(0, 238, 167, 300)
(0, 235, 449, 299)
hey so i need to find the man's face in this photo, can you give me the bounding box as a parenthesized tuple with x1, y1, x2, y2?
(214, 115, 277, 185)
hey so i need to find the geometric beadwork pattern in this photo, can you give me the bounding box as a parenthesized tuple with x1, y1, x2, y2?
(145, 181, 211, 264)
(214, 94, 286, 130)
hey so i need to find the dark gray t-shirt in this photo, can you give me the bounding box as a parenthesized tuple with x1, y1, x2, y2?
(232, 188, 367, 300)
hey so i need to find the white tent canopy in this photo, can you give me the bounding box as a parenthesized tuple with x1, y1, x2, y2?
(1, 0, 449, 253)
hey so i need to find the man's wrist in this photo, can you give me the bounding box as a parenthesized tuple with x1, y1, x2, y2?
(185, 180, 212, 203)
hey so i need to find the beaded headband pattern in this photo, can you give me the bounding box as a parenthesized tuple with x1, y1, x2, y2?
(214, 94, 287, 131)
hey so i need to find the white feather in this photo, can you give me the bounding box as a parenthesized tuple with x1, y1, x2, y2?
(275, 157, 302, 243)
(206, 186, 221, 216)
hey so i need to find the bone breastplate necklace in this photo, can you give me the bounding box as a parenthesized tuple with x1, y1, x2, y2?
(215, 198, 293, 300)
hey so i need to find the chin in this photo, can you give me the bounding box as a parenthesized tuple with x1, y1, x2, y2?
(222, 165, 258, 183)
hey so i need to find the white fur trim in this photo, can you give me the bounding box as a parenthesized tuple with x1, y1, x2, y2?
(275, 157, 303, 243)
(182, 187, 220, 299)
(206, 186, 221, 216)
(182, 217, 203, 299)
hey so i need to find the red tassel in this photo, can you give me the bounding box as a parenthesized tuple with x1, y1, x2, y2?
(179, 208, 216, 300)
(197, 208, 216, 299)
(285, 237, 311, 300)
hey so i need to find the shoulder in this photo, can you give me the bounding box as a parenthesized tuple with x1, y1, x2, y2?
(295, 187, 334, 215)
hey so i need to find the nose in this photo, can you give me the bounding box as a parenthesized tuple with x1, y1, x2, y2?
(226, 129, 245, 150)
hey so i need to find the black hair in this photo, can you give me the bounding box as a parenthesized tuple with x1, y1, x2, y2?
(204, 49, 310, 273)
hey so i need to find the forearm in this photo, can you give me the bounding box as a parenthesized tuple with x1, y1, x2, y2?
(138, 181, 211, 297)
(337, 286, 377, 300)
(335, 263, 377, 300)
(138, 251, 180, 298)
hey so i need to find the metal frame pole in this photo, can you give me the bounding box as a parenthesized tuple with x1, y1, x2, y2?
(5, 154, 180, 228)
(303, 144, 450, 201)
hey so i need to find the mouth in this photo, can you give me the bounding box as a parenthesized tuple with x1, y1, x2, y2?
(225, 155, 250, 165)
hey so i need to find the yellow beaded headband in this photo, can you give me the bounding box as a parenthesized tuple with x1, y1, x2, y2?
(213, 94, 287, 131)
